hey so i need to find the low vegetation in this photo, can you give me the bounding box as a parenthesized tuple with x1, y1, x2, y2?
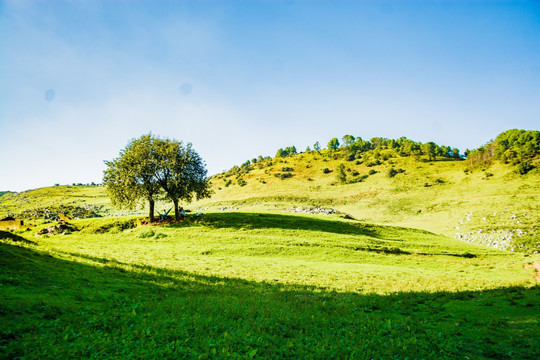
(1, 213, 539, 358)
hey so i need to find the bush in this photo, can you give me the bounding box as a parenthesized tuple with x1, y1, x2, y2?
(138, 228, 155, 238)
(388, 168, 405, 178)
(366, 160, 381, 167)
(322, 168, 332, 174)
(237, 178, 247, 187)
(274, 172, 294, 180)
(224, 180, 232, 187)
(517, 161, 534, 175)
(368, 169, 377, 175)
(282, 167, 294, 172)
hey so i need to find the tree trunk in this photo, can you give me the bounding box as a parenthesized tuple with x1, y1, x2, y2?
(173, 199, 179, 221)
(149, 198, 155, 222)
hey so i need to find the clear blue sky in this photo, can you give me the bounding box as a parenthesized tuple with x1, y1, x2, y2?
(1, 0, 539, 192)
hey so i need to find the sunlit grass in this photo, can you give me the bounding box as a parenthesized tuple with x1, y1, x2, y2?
(1, 213, 538, 359)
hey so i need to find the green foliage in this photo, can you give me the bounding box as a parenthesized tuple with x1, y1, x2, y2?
(103, 134, 211, 221)
(327, 138, 340, 150)
(137, 228, 155, 238)
(336, 163, 347, 184)
(103, 133, 162, 221)
(517, 161, 534, 175)
(422, 142, 438, 161)
(237, 178, 247, 187)
(313, 141, 321, 151)
(341, 134, 355, 147)
(387, 168, 405, 178)
(467, 129, 540, 173)
(322, 168, 332, 174)
(274, 172, 294, 180)
(275, 146, 297, 158)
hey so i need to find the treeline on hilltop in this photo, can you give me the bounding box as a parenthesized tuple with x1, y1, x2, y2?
(466, 129, 540, 174)
(220, 129, 539, 181)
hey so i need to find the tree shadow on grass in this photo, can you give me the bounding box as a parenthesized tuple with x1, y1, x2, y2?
(166, 213, 484, 258)
(1, 242, 538, 359)
(168, 212, 431, 240)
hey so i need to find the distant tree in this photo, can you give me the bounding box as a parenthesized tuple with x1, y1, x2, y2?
(313, 141, 321, 151)
(103, 134, 161, 222)
(422, 142, 438, 161)
(328, 138, 340, 150)
(284, 146, 297, 155)
(276, 146, 297, 158)
(276, 148, 287, 158)
(451, 148, 461, 159)
(305, 146, 311, 152)
(342, 135, 355, 147)
(336, 163, 347, 184)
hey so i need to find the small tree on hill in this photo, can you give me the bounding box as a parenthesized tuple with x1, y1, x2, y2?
(313, 141, 321, 151)
(342, 135, 355, 147)
(336, 163, 347, 184)
(328, 138, 340, 150)
(422, 142, 438, 161)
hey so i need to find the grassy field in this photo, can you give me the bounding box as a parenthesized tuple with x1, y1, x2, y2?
(1, 213, 539, 359)
(0, 185, 111, 218)
(2, 147, 538, 253)
(191, 149, 540, 252)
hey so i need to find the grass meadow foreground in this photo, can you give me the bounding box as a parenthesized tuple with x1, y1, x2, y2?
(1, 213, 539, 359)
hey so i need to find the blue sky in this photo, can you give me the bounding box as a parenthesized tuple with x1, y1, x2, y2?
(1, 0, 539, 192)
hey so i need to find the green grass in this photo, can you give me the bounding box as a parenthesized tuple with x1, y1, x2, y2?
(0, 185, 111, 218)
(2, 148, 539, 252)
(193, 150, 540, 252)
(1, 213, 539, 358)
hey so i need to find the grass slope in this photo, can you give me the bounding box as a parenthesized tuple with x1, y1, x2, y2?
(0, 185, 111, 218)
(193, 149, 540, 252)
(1, 214, 539, 358)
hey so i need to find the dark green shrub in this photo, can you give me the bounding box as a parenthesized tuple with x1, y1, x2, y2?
(138, 228, 155, 238)
(517, 161, 534, 175)
(322, 168, 332, 174)
(388, 168, 405, 178)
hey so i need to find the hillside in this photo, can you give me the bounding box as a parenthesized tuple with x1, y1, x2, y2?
(191, 131, 540, 253)
(0, 185, 111, 218)
(2, 130, 538, 252)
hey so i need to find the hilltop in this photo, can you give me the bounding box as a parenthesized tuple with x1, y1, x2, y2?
(192, 130, 540, 252)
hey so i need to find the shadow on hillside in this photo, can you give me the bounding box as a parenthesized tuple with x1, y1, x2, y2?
(169, 212, 429, 241)
(1, 242, 538, 359)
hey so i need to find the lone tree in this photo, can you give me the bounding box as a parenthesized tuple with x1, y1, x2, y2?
(103, 134, 161, 222)
(153, 138, 211, 220)
(103, 134, 211, 222)
(328, 138, 340, 150)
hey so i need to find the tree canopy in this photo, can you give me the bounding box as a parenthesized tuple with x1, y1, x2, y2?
(103, 134, 211, 221)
